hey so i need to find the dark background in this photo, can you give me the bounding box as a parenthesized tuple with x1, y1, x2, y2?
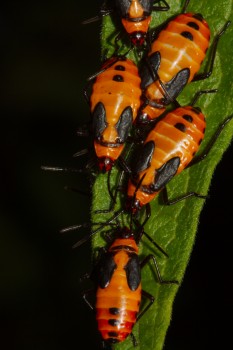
(1, 1, 232, 349)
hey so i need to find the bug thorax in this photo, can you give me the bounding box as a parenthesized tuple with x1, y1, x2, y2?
(109, 228, 139, 254)
(120, 0, 151, 46)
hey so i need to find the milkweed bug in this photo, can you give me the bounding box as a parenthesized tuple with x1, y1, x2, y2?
(81, 226, 178, 347)
(136, 2, 230, 124)
(83, 0, 170, 47)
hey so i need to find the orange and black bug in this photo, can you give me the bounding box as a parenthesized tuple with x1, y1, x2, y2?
(126, 90, 233, 218)
(84, 55, 142, 173)
(41, 56, 141, 202)
(83, 0, 170, 47)
(54, 90, 232, 238)
(136, 9, 230, 124)
(43, 55, 141, 174)
(81, 227, 178, 347)
(115, 0, 170, 46)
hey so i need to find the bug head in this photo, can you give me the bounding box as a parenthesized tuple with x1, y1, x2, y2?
(130, 31, 146, 46)
(136, 110, 150, 125)
(118, 226, 135, 239)
(98, 157, 114, 173)
(125, 173, 148, 215)
(125, 195, 142, 215)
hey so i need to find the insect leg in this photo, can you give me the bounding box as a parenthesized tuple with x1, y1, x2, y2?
(65, 209, 124, 249)
(140, 203, 151, 228)
(193, 21, 231, 82)
(82, 3, 113, 25)
(136, 290, 155, 321)
(41, 165, 90, 173)
(188, 115, 233, 167)
(140, 254, 179, 284)
(82, 288, 95, 310)
(161, 186, 207, 206)
(152, 0, 170, 11)
(129, 332, 138, 347)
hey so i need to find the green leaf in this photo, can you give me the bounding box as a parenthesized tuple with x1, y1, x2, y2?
(91, 1, 233, 350)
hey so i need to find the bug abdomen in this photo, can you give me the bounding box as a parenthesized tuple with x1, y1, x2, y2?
(91, 59, 141, 122)
(96, 301, 139, 343)
(149, 106, 206, 173)
(146, 13, 210, 103)
(154, 13, 210, 81)
(96, 250, 141, 343)
(127, 106, 206, 208)
(90, 58, 141, 168)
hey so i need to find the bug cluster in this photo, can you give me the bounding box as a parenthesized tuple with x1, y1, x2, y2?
(43, 1, 232, 349)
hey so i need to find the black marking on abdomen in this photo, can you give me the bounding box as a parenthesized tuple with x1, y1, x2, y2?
(113, 75, 124, 82)
(109, 307, 121, 315)
(182, 114, 193, 123)
(193, 13, 204, 22)
(187, 21, 199, 30)
(192, 106, 201, 114)
(115, 65, 125, 71)
(174, 122, 187, 132)
(181, 31, 193, 41)
(108, 319, 121, 326)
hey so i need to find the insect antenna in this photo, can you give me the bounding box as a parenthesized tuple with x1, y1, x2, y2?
(60, 208, 124, 249)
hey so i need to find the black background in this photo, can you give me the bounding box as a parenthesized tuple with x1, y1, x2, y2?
(1, 1, 233, 349)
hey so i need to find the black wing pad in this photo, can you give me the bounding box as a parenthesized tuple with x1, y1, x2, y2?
(140, 51, 161, 90)
(97, 252, 117, 289)
(116, 0, 152, 17)
(139, 0, 153, 13)
(152, 156, 180, 191)
(116, 0, 131, 16)
(115, 106, 133, 143)
(132, 140, 155, 174)
(163, 68, 190, 105)
(124, 253, 141, 291)
(92, 102, 108, 139)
